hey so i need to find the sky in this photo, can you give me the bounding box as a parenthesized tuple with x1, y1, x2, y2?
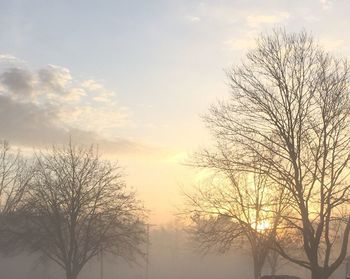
(1, 0, 350, 224)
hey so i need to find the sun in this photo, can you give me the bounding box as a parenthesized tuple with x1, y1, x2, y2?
(256, 220, 271, 232)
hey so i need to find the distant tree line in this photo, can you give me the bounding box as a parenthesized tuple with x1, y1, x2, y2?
(0, 141, 146, 279)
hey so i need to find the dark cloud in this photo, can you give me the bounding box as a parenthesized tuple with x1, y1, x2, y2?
(0, 64, 148, 155)
(0, 94, 147, 154)
(0, 95, 62, 145)
(0, 68, 34, 97)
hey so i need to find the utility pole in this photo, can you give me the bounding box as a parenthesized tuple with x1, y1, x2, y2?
(145, 223, 156, 279)
(146, 223, 150, 279)
(100, 247, 104, 279)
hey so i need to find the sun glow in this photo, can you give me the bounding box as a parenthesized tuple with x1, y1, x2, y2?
(255, 220, 271, 232)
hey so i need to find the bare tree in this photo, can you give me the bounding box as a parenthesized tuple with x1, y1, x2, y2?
(184, 164, 287, 279)
(0, 141, 31, 253)
(0, 141, 30, 214)
(199, 29, 350, 279)
(265, 232, 292, 276)
(18, 144, 146, 279)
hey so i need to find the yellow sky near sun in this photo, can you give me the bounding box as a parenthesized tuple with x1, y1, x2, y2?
(100, 147, 199, 224)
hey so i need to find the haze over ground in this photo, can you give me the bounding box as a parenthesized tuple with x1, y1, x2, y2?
(0, 0, 350, 224)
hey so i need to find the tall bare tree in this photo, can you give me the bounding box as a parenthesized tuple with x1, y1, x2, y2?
(184, 164, 287, 279)
(199, 29, 350, 279)
(18, 144, 146, 279)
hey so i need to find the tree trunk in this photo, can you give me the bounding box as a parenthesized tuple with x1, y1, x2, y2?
(268, 250, 278, 275)
(253, 266, 261, 279)
(253, 256, 263, 279)
(66, 269, 79, 279)
(311, 268, 327, 279)
(270, 263, 276, 276)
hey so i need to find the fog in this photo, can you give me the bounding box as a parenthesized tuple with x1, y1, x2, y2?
(2, 2, 350, 279)
(0, 225, 346, 279)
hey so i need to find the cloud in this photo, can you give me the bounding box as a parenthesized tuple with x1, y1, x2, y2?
(189, 2, 290, 28)
(80, 79, 114, 103)
(187, 15, 200, 23)
(0, 54, 21, 62)
(58, 105, 131, 138)
(0, 95, 62, 145)
(0, 54, 26, 71)
(320, 0, 334, 10)
(246, 12, 290, 27)
(0, 56, 147, 155)
(189, 3, 290, 53)
(1, 68, 35, 97)
(0, 95, 146, 154)
(38, 65, 72, 93)
(221, 10, 289, 52)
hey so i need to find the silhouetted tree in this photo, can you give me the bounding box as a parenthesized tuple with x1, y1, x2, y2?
(0, 141, 31, 253)
(19, 144, 146, 279)
(198, 29, 350, 279)
(184, 163, 287, 279)
(0, 141, 30, 214)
